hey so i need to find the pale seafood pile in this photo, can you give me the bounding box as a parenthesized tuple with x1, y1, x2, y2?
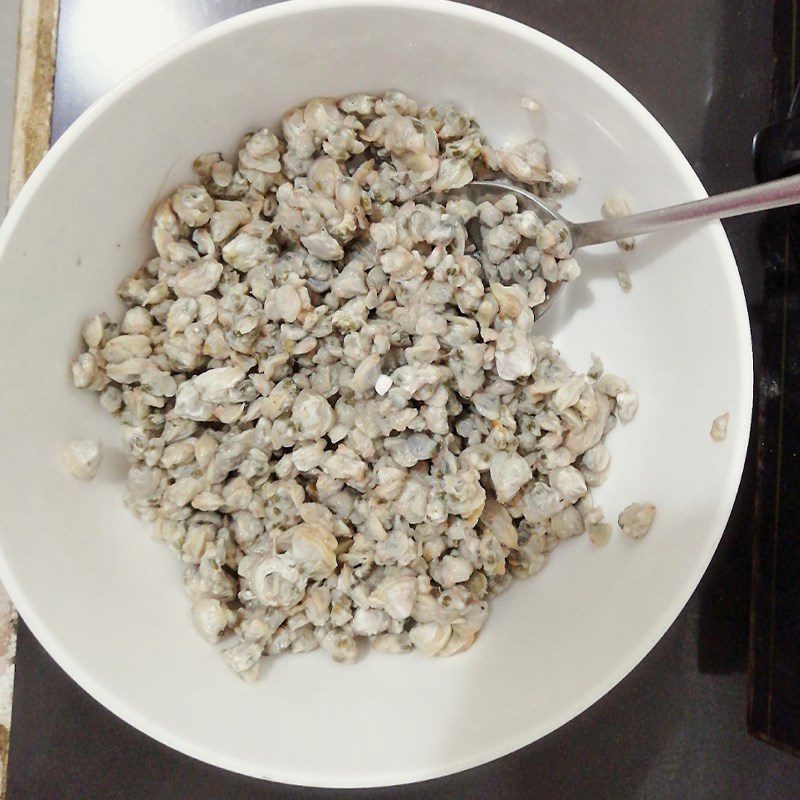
(70, 91, 645, 680)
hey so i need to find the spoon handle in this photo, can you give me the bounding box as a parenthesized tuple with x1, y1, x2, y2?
(572, 172, 800, 248)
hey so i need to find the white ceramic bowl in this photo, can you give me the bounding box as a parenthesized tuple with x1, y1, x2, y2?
(0, 0, 751, 787)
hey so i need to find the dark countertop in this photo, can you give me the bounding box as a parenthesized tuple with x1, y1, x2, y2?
(10, 1, 800, 797)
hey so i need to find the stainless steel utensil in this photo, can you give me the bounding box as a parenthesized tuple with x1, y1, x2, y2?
(448, 174, 800, 317)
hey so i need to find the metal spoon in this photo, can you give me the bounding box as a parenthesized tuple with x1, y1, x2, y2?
(446, 174, 800, 317)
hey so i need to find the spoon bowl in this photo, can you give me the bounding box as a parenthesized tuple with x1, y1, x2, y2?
(446, 173, 800, 319)
(433, 180, 570, 318)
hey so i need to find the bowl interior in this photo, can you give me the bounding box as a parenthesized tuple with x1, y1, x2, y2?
(0, 0, 751, 787)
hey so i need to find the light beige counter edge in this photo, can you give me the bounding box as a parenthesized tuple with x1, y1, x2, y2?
(8, 0, 59, 203)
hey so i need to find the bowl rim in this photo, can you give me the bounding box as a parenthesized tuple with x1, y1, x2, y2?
(0, 0, 754, 787)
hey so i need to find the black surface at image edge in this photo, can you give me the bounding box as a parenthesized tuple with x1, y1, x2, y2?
(748, 0, 800, 756)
